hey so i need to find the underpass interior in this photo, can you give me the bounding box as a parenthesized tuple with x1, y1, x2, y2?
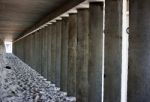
(1, 0, 150, 102)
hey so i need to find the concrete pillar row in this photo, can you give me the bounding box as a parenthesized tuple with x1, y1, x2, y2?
(88, 2, 104, 102)
(67, 13, 77, 96)
(55, 20, 62, 87)
(104, 0, 123, 102)
(60, 17, 69, 92)
(13, 22, 55, 80)
(76, 8, 89, 102)
(128, 0, 150, 102)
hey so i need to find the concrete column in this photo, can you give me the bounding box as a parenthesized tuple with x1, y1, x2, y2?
(17, 41, 20, 59)
(40, 30, 43, 75)
(17, 39, 24, 60)
(39, 30, 43, 75)
(45, 27, 48, 79)
(55, 20, 62, 87)
(36, 30, 42, 74)
(30, 34, 34, 67)
(20, 40, 23, 61)
(34, 31, 39, 72)
(32, 33, 36, 70)
(27, 35, 33, 66)
(23, 38, 26, 62)
(27, 34, 33, 67)
(128, 0, 150, 102)
(60, 17, 69, 92)
(21, 40, 24, 60)
(67, 13, 77, 96)
(16, 41, 19, 59)
(51, 23, 56, 83)
(13, 42, 16, 54)
(24, 36, 30, 64)
(42, 27, 48, 78)
(22, 38, 25, 62)
(76, 8, 89, 102)
(88, 2, 104, 102)
(47, 25, 52, 81)
(104, 0, 123, 102)
(14, 42, 18, 57)
(16, 42, 19, 57)
(39, 29, 43, 75)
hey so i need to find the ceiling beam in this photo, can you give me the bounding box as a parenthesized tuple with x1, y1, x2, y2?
(15, 0, 85, 41)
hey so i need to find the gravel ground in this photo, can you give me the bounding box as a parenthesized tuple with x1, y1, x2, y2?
(0, 53, 76, 102)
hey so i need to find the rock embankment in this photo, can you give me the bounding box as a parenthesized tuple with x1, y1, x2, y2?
(0, 53, 76, 102)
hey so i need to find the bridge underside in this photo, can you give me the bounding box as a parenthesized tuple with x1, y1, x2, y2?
(1, 0, 150, 102)
(0, 0, 84, 41)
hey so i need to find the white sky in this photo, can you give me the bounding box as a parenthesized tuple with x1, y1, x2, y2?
(5, 42, 12, 53)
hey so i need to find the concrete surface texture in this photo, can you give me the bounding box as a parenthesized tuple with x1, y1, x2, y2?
(67, 13, 77, 97)
(88, 2, 104, 102)
(128, 0, 150, 102)
(104, 0, 123, 102)
(76, 8, 89, 102)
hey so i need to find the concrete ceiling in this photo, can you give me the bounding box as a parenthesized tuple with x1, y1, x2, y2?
(0, 0, 71, 41)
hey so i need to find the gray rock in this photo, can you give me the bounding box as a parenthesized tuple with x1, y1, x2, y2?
(0, 53, 76, 102)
